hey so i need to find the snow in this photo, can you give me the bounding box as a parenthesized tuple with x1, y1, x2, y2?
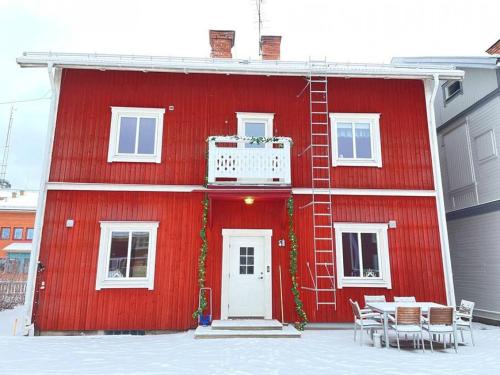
(0, 305, 26, 336)
(0, 314, 499, 375)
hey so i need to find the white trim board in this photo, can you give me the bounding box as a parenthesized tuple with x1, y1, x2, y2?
(221, 229, 272, 320)
(46, 182, 437, 197)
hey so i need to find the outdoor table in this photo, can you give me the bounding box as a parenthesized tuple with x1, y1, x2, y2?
(367, 302, 446, 348)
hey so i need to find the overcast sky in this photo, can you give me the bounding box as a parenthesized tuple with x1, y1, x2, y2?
(0, 0, 499, 189)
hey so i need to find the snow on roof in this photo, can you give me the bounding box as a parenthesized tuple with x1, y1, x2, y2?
(3, 242, 32, 253)
(0, 190, 38, 211)
(17, 52, 464, 80)
(392, 56, 500, 70)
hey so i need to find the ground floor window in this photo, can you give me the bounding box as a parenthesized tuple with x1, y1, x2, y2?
(334, 223, 391, 288)
(95, 221, 159, 290)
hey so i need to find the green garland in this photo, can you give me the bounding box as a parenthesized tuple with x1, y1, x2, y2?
(207, 135, 293, 147)
(287, 196, 308, 330)
(192, 195, 209, 320)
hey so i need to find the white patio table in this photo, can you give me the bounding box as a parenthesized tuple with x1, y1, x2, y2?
(367, 302, 446, 348)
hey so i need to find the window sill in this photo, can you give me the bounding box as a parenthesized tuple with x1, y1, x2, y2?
(96, 279, 154, 290)
(108, 155, 161, 163)
(332, 159, 382, 168)
(339, 278, 391, 289)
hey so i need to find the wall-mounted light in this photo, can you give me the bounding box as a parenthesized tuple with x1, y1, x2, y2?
(244, 196, 255, 205)
(388, 220, 397, 229)
(278, 239, 286, 247)
(66, 219, 74, 228)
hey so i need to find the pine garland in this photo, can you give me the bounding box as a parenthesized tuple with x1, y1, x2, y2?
(193, 195, 209, 320)
(287, 196, 308, 330)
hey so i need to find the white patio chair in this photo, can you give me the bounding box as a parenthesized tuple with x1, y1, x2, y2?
(362, 295, 385, 320)
(394, 296, 416, 302)
(349, 299, 383, 346)
(390, 306, 425, 352)
(456, 299, 475, 346)
(424, 307, 458, 353)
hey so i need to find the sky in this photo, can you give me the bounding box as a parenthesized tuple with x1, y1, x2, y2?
(0, 0, 499, 189)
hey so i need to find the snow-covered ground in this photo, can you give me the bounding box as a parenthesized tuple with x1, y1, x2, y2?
(1, 307, 500, 375)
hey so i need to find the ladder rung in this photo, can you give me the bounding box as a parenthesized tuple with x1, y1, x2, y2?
(318, 302, 336, 305)
(313, 178, 330, 181)
(313, 202, 330, 204)
(311, 90, 327, 93)
(312, 122, 328, 125)
(311, 111, 328, 114)
(316, 250, 333, 253)
(314, 225, 331, 228)
(316, 262, 334, 265)
(313, 166, 329, 169)
(312, 155, 329, 158)
(314, 213, 331, 216)
(311, 101, 327, 103)
(310, 79, 327, 82)
(311, 144, 328, 147)
(315, 237, 333, 240)
(311, 133, 328, 136)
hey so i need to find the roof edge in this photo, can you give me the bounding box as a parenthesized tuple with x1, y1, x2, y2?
(17, 52, 464, 80)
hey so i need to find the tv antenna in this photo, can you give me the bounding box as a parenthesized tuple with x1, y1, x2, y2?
(256, 0, 263, 55)
(0, 106, 15, 189)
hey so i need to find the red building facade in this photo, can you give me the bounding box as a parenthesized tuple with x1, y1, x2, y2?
(18, 37, 462, 333)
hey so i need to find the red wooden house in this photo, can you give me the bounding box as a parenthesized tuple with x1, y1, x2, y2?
(17, 31, 463, 334)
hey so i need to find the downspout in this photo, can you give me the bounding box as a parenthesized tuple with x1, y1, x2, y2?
(425, 73, 456, 306)
(23, 63, 62, 334)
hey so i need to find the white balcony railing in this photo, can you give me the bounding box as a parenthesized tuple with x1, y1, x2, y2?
(207, 136, 292, 185)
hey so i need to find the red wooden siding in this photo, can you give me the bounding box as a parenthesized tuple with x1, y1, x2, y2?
(36, 191, 445, 330)
(50, 69, 434, 190)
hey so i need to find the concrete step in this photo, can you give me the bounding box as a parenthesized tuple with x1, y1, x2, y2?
(211, 319, 283, 331)
(194, 325, 301, 339)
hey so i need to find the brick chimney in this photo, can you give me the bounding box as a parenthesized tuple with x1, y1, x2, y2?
(209, 30, 235, 58)
(486, 39, 500, 55)
(261, 35, 282, 60)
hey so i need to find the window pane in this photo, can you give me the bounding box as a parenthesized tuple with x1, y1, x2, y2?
(247, 266, 254, 274)
(1, 227, 10, 240)
(342, 232, 360, 277)
(355, 123, 372, 158)
(108, 231, 129, 278)
(118, 117, 137, 154)
(245, 122, 266, 148)
(129, 231, 149, 277)
(137, 118, 156, 155)
(361, 233, 380, 277)
(337, 123, 354, 158)
(13, 228, 23, 240)
(26, 228, 34, 240)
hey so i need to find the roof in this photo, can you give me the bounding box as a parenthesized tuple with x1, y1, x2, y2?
(17, 52, 464, 80)
(0, 190, 38, 211)
(392, 56, 500, 70)
(3, 242, 32, 253)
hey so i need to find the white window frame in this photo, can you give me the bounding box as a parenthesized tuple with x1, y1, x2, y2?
(334, 222, 392, 289)
(95, 221, 159, 290)
(330, 113, 382, 168)
(107, 107, 165, 163)
(236, 112, 274, 148)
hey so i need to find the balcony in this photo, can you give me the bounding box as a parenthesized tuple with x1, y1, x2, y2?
(207, 136, 292, 186)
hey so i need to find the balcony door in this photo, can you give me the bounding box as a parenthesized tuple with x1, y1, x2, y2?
(236, 112, 274, 149)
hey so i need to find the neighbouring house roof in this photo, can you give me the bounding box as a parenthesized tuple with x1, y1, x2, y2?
(392, 56, 500, 70)
(0, 190, 38, 211)
(17, 52, 464, 80)
(3, 242, 32, 253)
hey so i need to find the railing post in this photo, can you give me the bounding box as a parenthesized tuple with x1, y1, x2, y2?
(284, 140, 292, 184)
(207, 139, 215, 184)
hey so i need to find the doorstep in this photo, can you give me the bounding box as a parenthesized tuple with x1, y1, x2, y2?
(194, 319, 301, 339)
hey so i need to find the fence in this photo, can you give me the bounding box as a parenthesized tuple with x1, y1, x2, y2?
(0, 280, 27, 310)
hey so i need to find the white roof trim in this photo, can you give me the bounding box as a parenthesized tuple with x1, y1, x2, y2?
(3, 242, 32, 253)
(17, 52, 464, 80)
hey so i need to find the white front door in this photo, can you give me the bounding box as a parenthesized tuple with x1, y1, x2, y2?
(221, 229, 272, 319)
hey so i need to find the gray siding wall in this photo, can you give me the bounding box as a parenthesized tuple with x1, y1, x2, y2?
(448, 210, 500, 321)
(435, 68, 499, 126)
(439, 96, 500, 211)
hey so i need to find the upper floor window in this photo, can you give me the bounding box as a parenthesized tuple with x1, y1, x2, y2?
(236, 112, 274, 148)
(13, 227, 24, 240)
(443, 80, 463, 103)
(334, 222, 392, 289)
(95, 221, 159, 290)
(107, 107, 165, 163)
(330, 113, 382, 167)
(1, 227, 10, 240)
(26, 228, 34, 240)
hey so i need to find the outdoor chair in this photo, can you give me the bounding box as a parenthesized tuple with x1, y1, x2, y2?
(394, 296, 416, 302)
(349, 299, 383, 346)
(362, 295, 385, 320)
(389, 306, 425, 352)
(424, 307, 458, 353)
(456, 299, 475, 346)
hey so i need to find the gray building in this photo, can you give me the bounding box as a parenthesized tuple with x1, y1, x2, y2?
(393, 40, 500, 323)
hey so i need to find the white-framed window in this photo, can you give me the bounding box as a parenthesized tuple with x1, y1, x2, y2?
(236, 112, 274, 148)
(334, 222, 392, 289)
(26, 228, 34, 240)
(95, 221, 159, 290)
(13, 227, 24, 240)
(443, 80, 463, 103)
(107, 107, 165, 163)
(330, 113, 382, 167)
